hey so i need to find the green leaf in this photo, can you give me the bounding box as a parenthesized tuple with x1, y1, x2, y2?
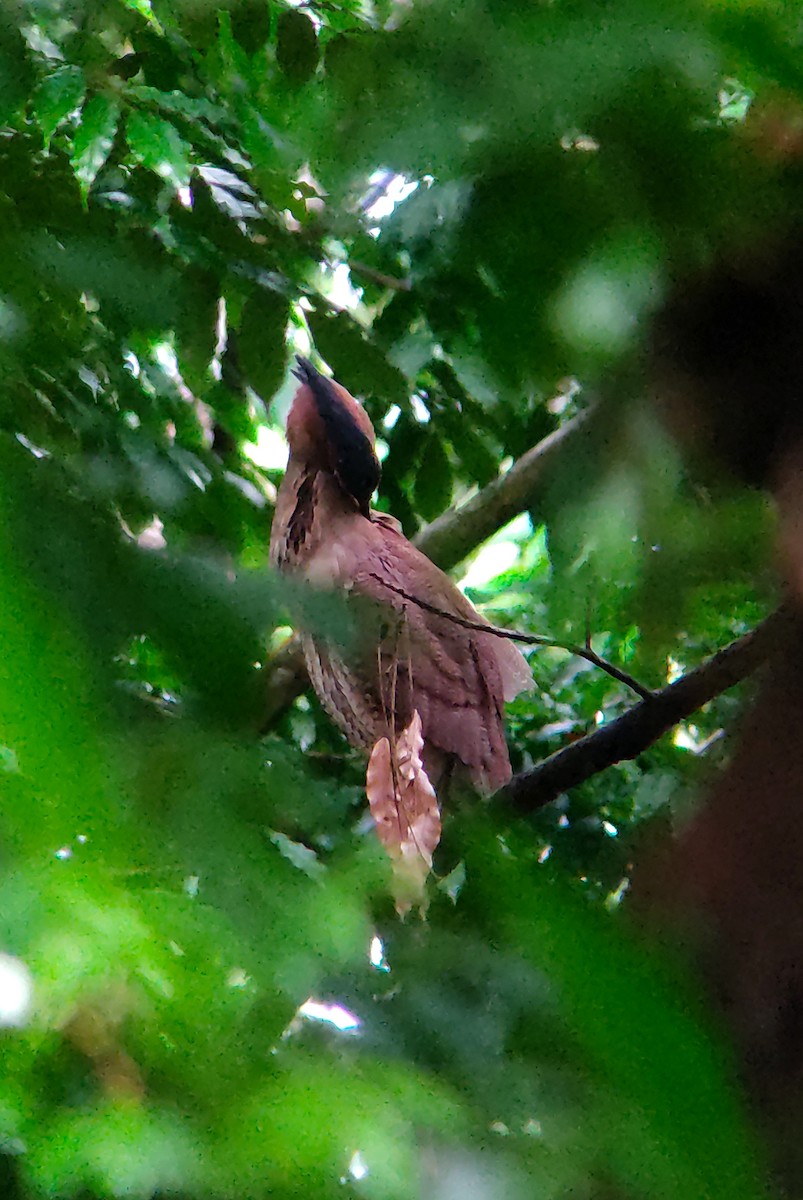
(24, 226, 186, 334)
(131, 26, 189, 92)
(437, 400, 499, 486)
(126, 109, 191, 187)
(307, 308, 408, 405)
(34, 65, 86, 147)
(231, 0, 271, 56)
(381, 409, 427, 497)
(276, 8, 319, 86)
(29, 1107, 205, 1200)
(462, 824, 767, 1200)
(269, 830, 326, 880)
(413, 433, 452, 522)
(237, 287, 289, 402)
(126, 549, 270, 724)
(204, 379, 257, 445)
(0, 445, 123, 849)
(174, 267, 219, 395)
(0, 13, 32, 125)
(71, 93, 120, 195)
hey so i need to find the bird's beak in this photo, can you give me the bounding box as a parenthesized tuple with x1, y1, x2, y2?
(292, 355, 320, 388)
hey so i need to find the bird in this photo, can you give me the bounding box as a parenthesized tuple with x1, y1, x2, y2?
(270, 356, 532, 807)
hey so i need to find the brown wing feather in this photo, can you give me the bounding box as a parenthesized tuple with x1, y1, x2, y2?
(349, 524, 532, 793)
(273, 459, 532, 792)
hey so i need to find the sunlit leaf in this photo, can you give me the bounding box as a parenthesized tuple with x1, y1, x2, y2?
(71, 93, 121, 195)
(126, 108, 192, 187)
(35, 65, 86, 148)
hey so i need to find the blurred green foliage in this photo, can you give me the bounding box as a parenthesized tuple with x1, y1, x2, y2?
(0, 0, 792, 1195)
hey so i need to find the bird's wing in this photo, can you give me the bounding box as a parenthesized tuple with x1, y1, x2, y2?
(351, 526, 532, 793)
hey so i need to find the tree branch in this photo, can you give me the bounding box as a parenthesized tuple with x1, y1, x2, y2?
(497, 607, 790, 813)
(348, 260, 412, 292)
(260, 413, 587, 727)
(415, 412, 586, 572)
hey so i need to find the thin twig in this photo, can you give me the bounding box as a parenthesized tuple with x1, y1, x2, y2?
(367, 573, 654, 700)
(497, 607, 789, 812)
(348, 260, 412, 292)
(566, 643, 654, 701)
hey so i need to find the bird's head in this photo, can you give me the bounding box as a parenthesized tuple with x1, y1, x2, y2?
(286, 357, 380, 517)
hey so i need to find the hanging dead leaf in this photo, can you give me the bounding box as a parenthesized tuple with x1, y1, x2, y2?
(366, 709, 441, 915)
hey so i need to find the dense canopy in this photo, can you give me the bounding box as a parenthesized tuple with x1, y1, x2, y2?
(0, 2, 800, 1197)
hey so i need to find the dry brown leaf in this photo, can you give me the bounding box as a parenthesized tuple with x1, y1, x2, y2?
(366, 709, 441, 915)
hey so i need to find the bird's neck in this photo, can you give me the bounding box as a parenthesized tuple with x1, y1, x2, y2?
(271, 458, 370, 570)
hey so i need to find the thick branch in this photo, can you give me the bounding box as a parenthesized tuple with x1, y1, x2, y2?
(415, 412, 586, 571)
(498, 608, 790, 813)
(260, 414, 586, 727)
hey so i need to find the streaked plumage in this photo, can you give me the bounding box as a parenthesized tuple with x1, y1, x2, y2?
(270, 358, 532, 793)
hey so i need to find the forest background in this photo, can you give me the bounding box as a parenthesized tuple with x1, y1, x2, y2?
(0, 1, 798, 1197)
